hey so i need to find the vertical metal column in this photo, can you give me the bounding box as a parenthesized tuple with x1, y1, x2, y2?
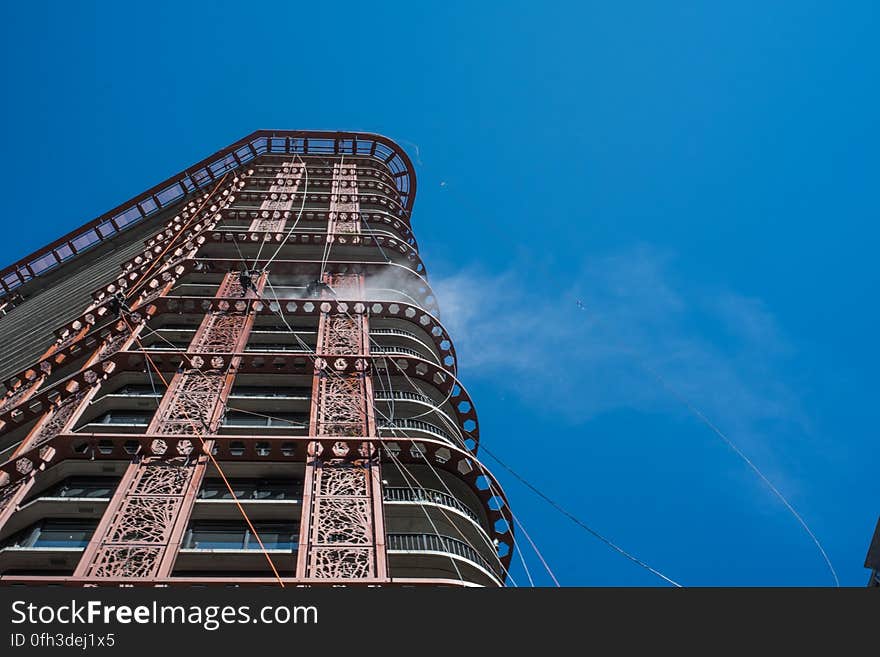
(0, 322, 145, 535)
(249, 159, 303, 232)
(328, 161, 360, 234)
(14, 321, 143, 458)
(73, 271, 264, 580)
(297, 271, 387, 580)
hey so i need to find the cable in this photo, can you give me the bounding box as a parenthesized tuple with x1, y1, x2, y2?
(252, 156, 306, 270)
(480, 443, 682, 587)
(371, 345, 517, 586)
(575, 303, 839, 587)
(317, 156, 343, 282)
(223, 405, 308, 429)
(261, 274, 515, 584)
(121, 316, 286, 587)
(260, 154, 310, 271)
(229, 233, 251, 274)
(125, 173, 233, 303)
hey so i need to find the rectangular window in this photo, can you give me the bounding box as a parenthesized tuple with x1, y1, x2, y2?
(198, 478, 302, 501)
(3, 519, 99, 549)
(42, 476, 120, 499)
(111, 384, 163, 396)
(183, 521, 298, 551)
(221, 412, 306, 427)
(229, 386, 310, 398)
(94, 411, 153, 425)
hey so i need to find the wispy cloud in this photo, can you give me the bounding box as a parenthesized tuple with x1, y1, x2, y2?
(430, 245, 807, 442)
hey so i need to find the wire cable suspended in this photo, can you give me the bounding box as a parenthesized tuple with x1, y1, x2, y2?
(122, 316, 286, 587)
(480, 443, 683, 587)
(574, 302, 839, 587)
(128, 274, 534, 587)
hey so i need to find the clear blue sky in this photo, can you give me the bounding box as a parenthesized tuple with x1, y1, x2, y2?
(1, 1, 877, 586)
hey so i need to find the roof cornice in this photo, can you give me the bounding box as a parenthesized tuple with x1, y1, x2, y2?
(0, 130, 416, 301)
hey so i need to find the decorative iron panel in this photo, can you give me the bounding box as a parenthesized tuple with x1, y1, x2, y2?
(249, 159, 304, 231)
(302, 272, 384, 579)
(329, 164, 360, 234)
(82, 459, 197, 579)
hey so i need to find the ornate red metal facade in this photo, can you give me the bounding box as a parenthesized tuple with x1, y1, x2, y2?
(74, 271, 262, 579)
(74, 456, 206, 579)
(298, 273, 387, 580)
(249, 159, 304, 232)
(328, 162, 361, 234)
(0, 131, 514, 588)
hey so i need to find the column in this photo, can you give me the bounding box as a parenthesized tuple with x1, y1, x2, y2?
(297, 272, 387, 580)
(73, 272, 263, 580)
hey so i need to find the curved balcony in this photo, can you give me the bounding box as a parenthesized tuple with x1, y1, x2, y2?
(0, 346, 472, 460)
(143, 294, 456, 369)
(384, 486, 480, 524)
(252, 160, 401, 190)
(245, 173, 404, 203)
(373, 390, 461, 440)
(203, 227, 426, 276)
(370, 328, 445, 366)
(386, 533, 504, 587)
(246, 174, 402, 206)
(219, 207, 416, 247)
(0, 432, 514, 574)
(378, 418, 456, 446)
(234, 189, 407, 217)
(370, 345, 440, 366)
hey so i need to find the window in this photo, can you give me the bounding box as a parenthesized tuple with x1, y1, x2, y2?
(182, 521, 298, 551)
(40, 476, 120, 499)
(2, 519, 98, 549)
(244, 343, 307, 352)
(110, 384, 163, 396)
(230, 386, 310, 398)
(91, 411, 153, 425)
(198, 478, 302, 501)
(221, 412, 306, 427)
(145, 341, 190, 351)
(250, 324, 293, 332)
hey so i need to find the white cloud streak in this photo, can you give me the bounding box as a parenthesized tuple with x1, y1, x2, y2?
(430, 244, 807, 439)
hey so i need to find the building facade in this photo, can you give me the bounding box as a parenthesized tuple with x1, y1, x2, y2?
(866, 516, 880, 587)
(0, 130, 513, 587)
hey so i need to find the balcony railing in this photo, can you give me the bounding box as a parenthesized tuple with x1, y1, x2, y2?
(374, 390, 432, 403)
(386, 533, 498, 577)
(378, 419, 455, 444)
(370, 346, 433, 361)
(384, 487, 479, 523)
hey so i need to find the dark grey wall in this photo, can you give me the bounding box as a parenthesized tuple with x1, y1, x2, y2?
(0, 210, 179, 392)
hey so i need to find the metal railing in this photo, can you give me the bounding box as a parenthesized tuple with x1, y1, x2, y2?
(370, 328, 419, 339)
(378, 418, 454, 444)
(374, 390, 432, 403)
(370, 346, 430, 360)
(386, 533, 498, 576)
(383, 487, 480, 523)
(0, 130, 415, 301)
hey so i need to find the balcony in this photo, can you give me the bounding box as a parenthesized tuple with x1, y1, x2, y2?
(378, 418, 456, 445)
(384, 486, 479, 523)
(386, 533, 503, 587)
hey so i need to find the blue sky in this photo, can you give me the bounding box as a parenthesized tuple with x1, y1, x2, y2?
(1, 1, 877, 586)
